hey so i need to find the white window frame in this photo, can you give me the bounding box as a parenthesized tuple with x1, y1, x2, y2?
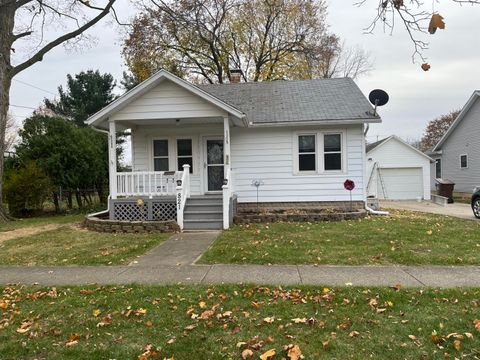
(175, 137, 194, 174)
(323, 132, 344, 173)
(460, 154, 468, 169)
(152, 138, 170, 172)
(293, 130, 346, 175)
(296, 133, 318, 174)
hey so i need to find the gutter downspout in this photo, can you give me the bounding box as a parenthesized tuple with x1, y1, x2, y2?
(87, 195, 111, 218)
(365, 203, 389, 216)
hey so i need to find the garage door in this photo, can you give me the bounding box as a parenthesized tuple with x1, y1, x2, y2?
(377, 167, 423, 200)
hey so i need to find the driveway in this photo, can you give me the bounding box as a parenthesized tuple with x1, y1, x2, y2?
(380, 200, 476, 220)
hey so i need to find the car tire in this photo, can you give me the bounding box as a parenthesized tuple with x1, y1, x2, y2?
(473, 197, 480, 219)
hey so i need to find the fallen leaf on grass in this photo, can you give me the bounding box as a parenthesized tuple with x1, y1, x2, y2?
(285, 344, 302, 360)
(453, 339, 461, 351)
(65, 334, 80, 347)
(241, 349, 254, 359)
(93, 309, 102, 318)
(474, 319, 480, 332)
(260, 349, 276, 360)
(349, 331, 359, 337)
(97, 314, 112, 327)
(167, 337, 176, 344)
(291, 318, 307, 324)
(263, 317, 275, 324)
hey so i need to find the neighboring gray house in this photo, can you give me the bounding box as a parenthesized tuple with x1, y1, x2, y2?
(430, 90, 480, 193)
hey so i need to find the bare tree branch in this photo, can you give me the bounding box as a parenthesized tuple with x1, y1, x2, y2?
(12, 0, 117, 76)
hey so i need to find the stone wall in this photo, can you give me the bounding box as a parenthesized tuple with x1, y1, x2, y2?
(234, 201, 366, 224)
(84, 216, 179, 233)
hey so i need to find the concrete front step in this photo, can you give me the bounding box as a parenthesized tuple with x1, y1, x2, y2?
(183, 219, 223, 230)
(184, 204, 222, 212)
(187, 197, 222, 205)
(183, 196, 224, 230)
(184, 210, 223, 221)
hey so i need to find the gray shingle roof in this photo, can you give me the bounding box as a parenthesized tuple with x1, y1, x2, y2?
(199, 78, 378, 124)
(366, 137, 388, 153)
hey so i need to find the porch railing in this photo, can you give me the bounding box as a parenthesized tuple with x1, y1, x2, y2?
(116, 171, 183, 197)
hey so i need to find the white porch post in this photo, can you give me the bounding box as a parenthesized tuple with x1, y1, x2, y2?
(108, 120, 117, 199)
(222, 116, 231, 229)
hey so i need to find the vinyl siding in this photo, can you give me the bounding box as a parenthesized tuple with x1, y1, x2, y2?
(131, 124, 366, 203)
(366, 138, 431, 199)
(230, 125, 365, 203)
(111, 79, 227, 122)
(436, 98, 480, 193)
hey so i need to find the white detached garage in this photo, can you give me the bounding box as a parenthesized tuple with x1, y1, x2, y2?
(366, 136, 433, 200)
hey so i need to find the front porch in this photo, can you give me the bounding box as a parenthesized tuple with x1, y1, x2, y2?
(107, 117, 236, 231)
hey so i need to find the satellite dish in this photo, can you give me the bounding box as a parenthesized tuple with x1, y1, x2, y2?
(369, 89, 389, 107)
(368, 89, 389, 116)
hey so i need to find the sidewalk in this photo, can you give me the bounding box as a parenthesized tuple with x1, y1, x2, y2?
(1, 264, 479, 287)
(0, 232, 479, 288)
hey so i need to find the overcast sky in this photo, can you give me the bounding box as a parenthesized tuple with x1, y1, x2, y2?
(9, 1, 480, 154)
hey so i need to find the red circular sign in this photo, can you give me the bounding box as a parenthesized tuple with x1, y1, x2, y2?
(344, 179, 355, 191)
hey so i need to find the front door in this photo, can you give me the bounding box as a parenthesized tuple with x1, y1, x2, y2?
(204, 138, 224, 192)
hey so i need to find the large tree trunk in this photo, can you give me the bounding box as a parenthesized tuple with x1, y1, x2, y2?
(0, 3, 15, 220)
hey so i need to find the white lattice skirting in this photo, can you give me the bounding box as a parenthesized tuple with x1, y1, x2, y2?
(110, 198, 176, 221)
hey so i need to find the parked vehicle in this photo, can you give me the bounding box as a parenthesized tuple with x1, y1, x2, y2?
(471, 187, 480, 219)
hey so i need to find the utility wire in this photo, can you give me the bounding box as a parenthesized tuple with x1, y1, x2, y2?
(10, 104, 36, 110)
(13, 79, 56, 96)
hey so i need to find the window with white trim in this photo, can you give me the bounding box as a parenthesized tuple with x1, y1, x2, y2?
(298, 134, 316, 172)
(177, 139, 193, 173)
(324, 133, 342, 171)
(153, 139, 169, 171)
(460, 154, 468, 168)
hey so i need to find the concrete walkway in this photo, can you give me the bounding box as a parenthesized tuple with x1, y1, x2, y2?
(381, 200, 477, 220)
(0, 232, 479, 288)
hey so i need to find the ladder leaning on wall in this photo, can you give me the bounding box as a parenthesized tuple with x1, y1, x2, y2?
(366, 162, 388, 199)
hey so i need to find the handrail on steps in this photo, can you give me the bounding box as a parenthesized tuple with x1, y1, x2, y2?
(176, 164, 190, 230)
(222, 167, 232, 230)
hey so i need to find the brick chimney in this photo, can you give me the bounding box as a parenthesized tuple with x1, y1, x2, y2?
(229, 69, 243, 83)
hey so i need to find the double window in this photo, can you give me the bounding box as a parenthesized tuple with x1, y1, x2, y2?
(153, 138, 194, 173)
(296, 132, 344, 173)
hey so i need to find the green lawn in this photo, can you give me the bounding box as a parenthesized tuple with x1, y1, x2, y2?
(199, 210, 480, 265)
(0, 213, 85, 232)
(0, 226, 170, 266)
(0, 284, 479, 359)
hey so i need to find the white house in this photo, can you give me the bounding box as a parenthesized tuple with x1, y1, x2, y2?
(366, 136, 433, 200)
(86, 69, 380, 230)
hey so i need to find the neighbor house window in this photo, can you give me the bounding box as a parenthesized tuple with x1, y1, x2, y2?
(298, 134, 316, 171)
(177, 139, 193, 173)
(153, 139, 169, 171)
(435, 159, 442, 178)
(460, 154, 468, 168)
(324, 134, 342, 171)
